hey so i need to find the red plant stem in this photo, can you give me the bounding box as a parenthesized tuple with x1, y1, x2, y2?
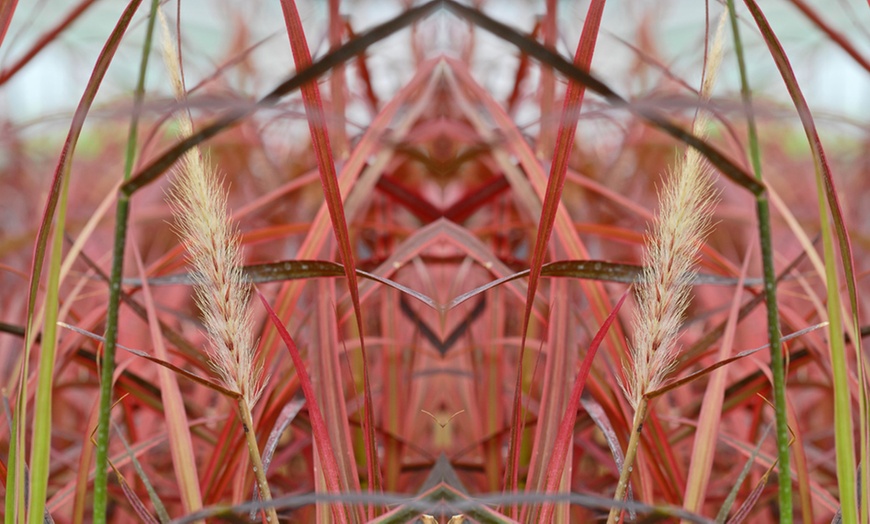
(329, 0, 348, 155)
(258, 290, 350, 524)
(344, 21, 380, 111)
(278, 0, 383, 516)
(0, 0, 18, 50)
(506, 0, 606, 503)
(506, 21, 540, 114)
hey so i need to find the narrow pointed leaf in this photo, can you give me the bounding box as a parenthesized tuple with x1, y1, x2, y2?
(646, 322, 828, 400)
(58, 323, 240, 399)
(683, 247, 751, 514)
(257, 289, 349, 524)
(278, 0, 381, 498)
(539, 288, 628, 522)
(506, 1, 605, 493)
(132, 243, 203, 514)
(112, 422, 170, 524)
(112, 467, 160, 524)
(19, 2, 146, 521)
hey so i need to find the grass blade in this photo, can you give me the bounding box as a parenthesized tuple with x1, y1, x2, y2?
(257, 289, 350, 524)
(0, 0, 17, 49)
(499, 0, 606, 495)
(538, 289, 629, 522)
(278, 0, 381, 505)
(11, 1, 151, 522)
(111, 422, 170, 524)
(27, 161, 70, 524)
(313, 279, 363, 520)
(112, 468, 159, 524)
(646, 323, 827, 400)
(741, 1, 866, 521)
(132, 242, 203, 515)
(683, 245, 751, 514)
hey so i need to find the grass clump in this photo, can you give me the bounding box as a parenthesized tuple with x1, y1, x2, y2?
(0, 1, 867, 523)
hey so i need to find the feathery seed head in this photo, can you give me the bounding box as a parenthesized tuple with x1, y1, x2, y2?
(159, 10, 264, 406)
(624, 13, 727, 408)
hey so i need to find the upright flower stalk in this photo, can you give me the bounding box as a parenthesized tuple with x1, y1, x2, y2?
(607, 14, 726, 524)
(157, 11, 276, 523)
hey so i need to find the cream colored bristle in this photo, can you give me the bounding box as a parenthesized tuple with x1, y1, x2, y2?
(624, 12, 727, 408)
(158, 9, 263, 406)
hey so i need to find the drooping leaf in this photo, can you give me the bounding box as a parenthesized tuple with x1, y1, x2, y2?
(646, 322, 828, 400)
(58, 323, 240, 399)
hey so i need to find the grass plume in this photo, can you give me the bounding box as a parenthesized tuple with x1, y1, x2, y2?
(608, 12, 727, 524)
(158, 16, 262, 408)
(157, 10, 275, 522)
(623, 101, 719, 407)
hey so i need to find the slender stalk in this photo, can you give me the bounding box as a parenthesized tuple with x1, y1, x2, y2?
(94, 199, 129, 523)
(606, 398, 648, 524)
(238, 400, 279, 523)
(93, 1, 159, 520)
(726, 2, 791, 520)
